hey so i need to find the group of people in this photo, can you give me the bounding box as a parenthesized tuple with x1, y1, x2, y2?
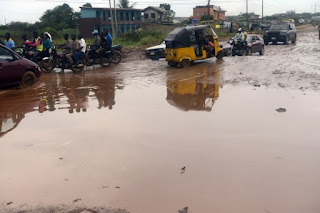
(0, 28, 113, 73)
(59, 33, 87, 73)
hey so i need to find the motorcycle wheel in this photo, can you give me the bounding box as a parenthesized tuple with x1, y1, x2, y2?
(40, 59, 55, 73)
(111, 51, 122, 65)
(100, 56, 111, 67)
(71, 59, 85, 73)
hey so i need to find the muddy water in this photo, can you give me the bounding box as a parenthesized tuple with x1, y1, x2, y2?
(1, 27, 320, 213)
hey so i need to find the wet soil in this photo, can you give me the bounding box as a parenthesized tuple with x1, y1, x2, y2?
(1, 26, 320, 213)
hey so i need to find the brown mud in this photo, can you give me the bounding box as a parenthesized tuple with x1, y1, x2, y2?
(1, 26, 320, 213)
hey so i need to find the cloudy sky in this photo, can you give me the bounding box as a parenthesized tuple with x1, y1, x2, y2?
(0, 0, 317, 25)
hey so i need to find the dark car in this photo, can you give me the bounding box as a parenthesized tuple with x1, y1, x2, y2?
(145, 41, 165, 60)
(246, 34, 265, 55)
(263, 23, 297, 45)
(0, 44, 41, 89)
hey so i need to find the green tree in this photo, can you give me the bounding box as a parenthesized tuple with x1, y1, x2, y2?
(159, 3, 175, 22)
(83, 3, 92, 8)
(201, 14, 213, 21)
(40, 3, 80, 30)
(117, 0, 135, 8)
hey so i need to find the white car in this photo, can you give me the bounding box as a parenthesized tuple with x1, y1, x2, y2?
(145, 41, 166, 60)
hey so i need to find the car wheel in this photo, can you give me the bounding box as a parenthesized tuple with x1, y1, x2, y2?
(181, 59, 191, 68)
(21, 71, 37, 88)
(292, 35, 297, 44)
(284, 36, 289, 45)
(259, 46, 264, 55)
(264, 40, 269, 45)
(247, 48, 252, 56)
(216, 50, 224, 60)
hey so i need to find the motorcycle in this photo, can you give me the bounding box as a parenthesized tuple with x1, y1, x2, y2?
(39, 48, 86, 73)
(86, 45, 122, 67)
(19, 45, 43, 62)
(229, 39, 248, 56)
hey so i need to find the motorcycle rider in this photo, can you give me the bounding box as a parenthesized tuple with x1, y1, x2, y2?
(23, 31, 43, 64)
(40, 32, 52, 58)
(60, 34, 73, 73)
(88, 30, 101, 64)
(73, 34, 86, 66)
(4, 33, 15, 50)
(233, 28, 245, 42)
(104, 28, 113, 51)
(232, 28, 246, 51)
(101, 28, 113, 57)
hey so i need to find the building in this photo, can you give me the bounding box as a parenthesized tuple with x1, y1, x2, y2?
(79, 6, 143, 37)
(143, 6, 167, 22)
(193, 5, 226, 21)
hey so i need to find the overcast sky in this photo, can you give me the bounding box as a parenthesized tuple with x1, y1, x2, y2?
(0, 0, 316, 25)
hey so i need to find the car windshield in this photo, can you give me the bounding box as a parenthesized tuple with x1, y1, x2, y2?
(270, 24, 288, 30)
(246, 36, 252, 42)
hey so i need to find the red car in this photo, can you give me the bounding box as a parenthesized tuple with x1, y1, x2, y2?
(0, 44, 41, 89)
(246, 34, 265, 55)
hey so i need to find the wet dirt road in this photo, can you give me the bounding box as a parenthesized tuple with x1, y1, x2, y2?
(1, 26, 320, 213)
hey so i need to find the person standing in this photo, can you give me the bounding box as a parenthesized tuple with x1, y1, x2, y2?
(318, 25, 320, 39)
(60, 34, 73, 73)
(4, 33, 15, 50)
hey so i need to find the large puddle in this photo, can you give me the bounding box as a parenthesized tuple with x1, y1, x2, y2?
(1, 27, 320, 213)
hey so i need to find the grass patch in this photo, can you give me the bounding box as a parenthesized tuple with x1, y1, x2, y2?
(115, 30, 165, 47)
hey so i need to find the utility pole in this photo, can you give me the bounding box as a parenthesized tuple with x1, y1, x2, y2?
(114, 0, 118, 37)
(262, 0, 264, 23)
(207, 0, 211, 20)
(109, 0, 115, 37)
(246, 0, 249, 27)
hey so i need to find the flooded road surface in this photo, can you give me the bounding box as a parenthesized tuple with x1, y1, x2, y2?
(1, 26, 320, 213)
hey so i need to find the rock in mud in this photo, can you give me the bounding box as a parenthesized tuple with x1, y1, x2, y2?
(73, 198, 82, 203)
(276, 108, 287, 113)
(178, 207, 188, 213)
(278, 83, 286, 88)
(273, 70, 286, 75)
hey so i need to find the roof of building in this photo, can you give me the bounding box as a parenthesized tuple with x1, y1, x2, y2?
(195, 5, 226, 12)
(144, 6, 167, 13)
(80, 7, 143, 11)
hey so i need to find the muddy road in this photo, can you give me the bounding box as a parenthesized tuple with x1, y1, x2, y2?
(1, 26, 320, 213)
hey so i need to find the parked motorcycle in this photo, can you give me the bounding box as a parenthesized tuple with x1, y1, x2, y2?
(86, 45, 122, 67)
(229, 39, 248, 56)
(39, 48, 86, 73)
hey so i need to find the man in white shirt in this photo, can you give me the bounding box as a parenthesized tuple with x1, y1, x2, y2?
(73, 34, 87, 66)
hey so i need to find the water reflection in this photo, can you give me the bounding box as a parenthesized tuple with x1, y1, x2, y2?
(0, 91, 40, 138)
(0, 73, 122, 137)
(166, 62, 222, 112)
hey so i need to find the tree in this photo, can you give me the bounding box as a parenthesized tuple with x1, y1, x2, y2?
(160, 3, 175, 22)
(40, 3, 80, 30)
(201, 14, 213, 21)
(83, 3, 92, 8)
(117, 0, 135, 8)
